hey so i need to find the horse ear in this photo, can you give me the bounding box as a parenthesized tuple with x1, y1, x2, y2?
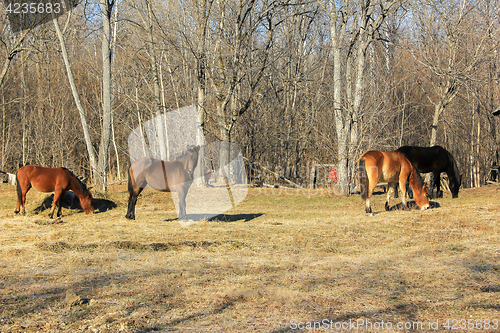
(194, 146, 201, 152)
(77, 175, 87, 184)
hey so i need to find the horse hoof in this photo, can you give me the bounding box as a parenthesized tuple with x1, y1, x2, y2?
(14, 210, 19, 214)
(125, 213, 135, 220)
(385, 202, 390, 211)
(365, 208, 372, 214)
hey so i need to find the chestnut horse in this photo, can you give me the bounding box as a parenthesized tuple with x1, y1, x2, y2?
(358, 151, 430, 213)
(15, 165, 94, 218)
(125, 146, 200, 220)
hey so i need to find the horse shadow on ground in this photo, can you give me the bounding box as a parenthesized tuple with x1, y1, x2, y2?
(207, 213, 264, 222)
(34, 192, 117, 215)
(387, 200, 440, 211)
(165, 213, 264, 223)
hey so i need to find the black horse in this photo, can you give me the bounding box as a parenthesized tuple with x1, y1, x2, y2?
(396, 145, 461, 199)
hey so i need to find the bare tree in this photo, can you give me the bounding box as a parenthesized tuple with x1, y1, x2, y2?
(1, 0, 499, 191)
(53, 13, 98, 178)
(410, 0, 497, 147)
(98, 0, 115, 190)
(318, 0, 401, 193)
(0, 22, 32, 88)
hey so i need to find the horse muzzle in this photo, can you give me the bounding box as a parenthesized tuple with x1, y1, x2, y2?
(187, 168, 195, 179)
(420, 204, 430, 210)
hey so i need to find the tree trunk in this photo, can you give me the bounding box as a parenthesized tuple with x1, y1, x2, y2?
(429, 102, 444, 147)
(98, 0, 115, 190)
(53, 15, 98, 179)
(195, 45, 207, 186)
(20, 54, 27, 165)
(111, 1, 121, 179)
(145, 0, 167, 160)
(329, 0, 349, 194)
(0, 29, 31, 89)
(429, 79, 457, 147)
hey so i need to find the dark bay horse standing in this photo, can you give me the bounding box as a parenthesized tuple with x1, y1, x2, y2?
(358, 150, 430, 213)
(15, 166, 94, 218)
(396, 146, 461, 198)
(125, 146, 200, 220)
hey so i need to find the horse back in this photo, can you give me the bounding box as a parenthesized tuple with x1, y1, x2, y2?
(17, 165, 72, 192)
(360, 151, 409, 183)
(397, 145, 450, 173)
(130, 157, 188, 192)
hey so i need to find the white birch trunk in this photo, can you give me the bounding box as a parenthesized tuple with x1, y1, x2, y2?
(98, 0, 114, 191)
(53, 15, 98, 179)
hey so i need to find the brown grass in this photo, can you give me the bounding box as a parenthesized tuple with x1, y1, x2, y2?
(0, 183, 499, 332)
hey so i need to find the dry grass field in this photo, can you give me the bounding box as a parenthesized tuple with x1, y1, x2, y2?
(1, 182, 500, 332)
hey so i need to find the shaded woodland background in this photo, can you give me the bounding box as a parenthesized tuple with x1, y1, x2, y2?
(0, 0, 499, 190)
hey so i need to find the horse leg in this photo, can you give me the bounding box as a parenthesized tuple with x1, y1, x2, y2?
(125, 196, 136, 220)
(177, 187, 187, 220)
(385, 182, 395, 211)
(49, 188, 64, 218)
(398, 177, 409, 210)
(365, 174, 379, 214)
(15, 182, 31, 215)
(125, 186, 143, 220)
(49, 190, 63, 219)
(393, 183, 399, 198)
(406, 181, 413, 199)
(125, 166, 146, 220)
(56, 191, 66, 217)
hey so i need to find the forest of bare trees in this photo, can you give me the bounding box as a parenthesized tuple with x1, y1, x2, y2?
(1, 0, 499, 191)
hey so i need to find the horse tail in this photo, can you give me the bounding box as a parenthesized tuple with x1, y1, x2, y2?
(16, 172, 22, 204)
(125, 164, 139, 220)
(358, 159, 369, 201)
(127, 166, 134, 194)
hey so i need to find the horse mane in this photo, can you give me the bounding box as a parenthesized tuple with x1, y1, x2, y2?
(62, 168, 92, 197)
(447, 151, 461, 184)
(410, 164, 426, 192)
(175, 151, 191, 162)
(175, 146, 199, 162)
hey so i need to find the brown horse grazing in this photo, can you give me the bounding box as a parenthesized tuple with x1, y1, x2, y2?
(358, 151, 430, 213)
(125, 146, 200, 220)
(15, 165, 94, 218)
